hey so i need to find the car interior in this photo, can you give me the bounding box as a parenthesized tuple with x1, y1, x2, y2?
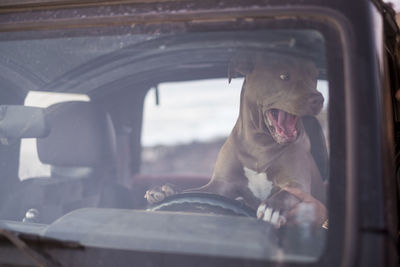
(0, 30, 330, 223)
(0, 24, 336, 265)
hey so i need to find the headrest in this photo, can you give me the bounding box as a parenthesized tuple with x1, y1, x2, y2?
(37, 101, 116, 167)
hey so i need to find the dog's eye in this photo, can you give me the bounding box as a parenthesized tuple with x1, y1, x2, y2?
(279, 72, 290, 81)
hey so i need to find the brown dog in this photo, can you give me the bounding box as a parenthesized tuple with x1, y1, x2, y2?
(145, 53, 326, 227)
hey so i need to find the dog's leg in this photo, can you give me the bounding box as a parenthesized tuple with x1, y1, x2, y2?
(144, 178, 242, 205)
(144, 179, 229, 204)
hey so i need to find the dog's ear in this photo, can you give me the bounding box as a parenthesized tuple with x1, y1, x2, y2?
(228, 53, 254, 83)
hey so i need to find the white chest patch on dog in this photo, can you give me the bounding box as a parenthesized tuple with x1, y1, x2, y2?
(243, 167, 273, 201)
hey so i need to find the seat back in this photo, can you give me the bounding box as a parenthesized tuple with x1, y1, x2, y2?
(302, 115, 329, 181)
(37, 101, 116, 174)
(0, 101, 132, 223)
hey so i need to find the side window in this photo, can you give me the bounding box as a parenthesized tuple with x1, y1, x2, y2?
(140, 78, 329, 176)
(141, 78, 242, 176)
(18, 91, 90, 180)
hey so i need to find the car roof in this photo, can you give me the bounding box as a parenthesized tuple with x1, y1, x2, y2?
(0, 30, 326, 96)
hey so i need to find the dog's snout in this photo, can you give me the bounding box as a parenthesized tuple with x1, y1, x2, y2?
(308, 93, 324, 114)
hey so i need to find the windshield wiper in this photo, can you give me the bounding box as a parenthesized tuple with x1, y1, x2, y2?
(0, 228, 83, 267)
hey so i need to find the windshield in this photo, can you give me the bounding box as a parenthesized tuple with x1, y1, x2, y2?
(0, 20, 332, 264)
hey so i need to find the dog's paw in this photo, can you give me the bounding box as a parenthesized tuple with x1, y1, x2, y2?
(257, 203, 286, 228)
(144, 187, 166, 204)
(144, 183, 179, 204)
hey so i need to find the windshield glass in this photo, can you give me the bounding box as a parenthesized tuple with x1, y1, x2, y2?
(0, 24, 331, 263)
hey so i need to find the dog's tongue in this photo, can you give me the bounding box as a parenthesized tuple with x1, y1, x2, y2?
(269, 109, 298, 138)
(276, 110, 297, 137)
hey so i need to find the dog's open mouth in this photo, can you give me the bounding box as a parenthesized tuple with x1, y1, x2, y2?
(265, 109, 299, 144)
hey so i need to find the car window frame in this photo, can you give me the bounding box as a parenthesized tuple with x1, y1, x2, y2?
(0, 3, 357, 267)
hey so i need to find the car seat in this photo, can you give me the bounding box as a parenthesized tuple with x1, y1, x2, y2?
(0, 101, 133, 223)
(302, 115, 329, 182)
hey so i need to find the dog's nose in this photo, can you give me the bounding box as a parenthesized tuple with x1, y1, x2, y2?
(308, 93, 324, 115)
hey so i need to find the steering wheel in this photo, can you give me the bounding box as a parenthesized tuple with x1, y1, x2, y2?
(147, 192, 256, 217)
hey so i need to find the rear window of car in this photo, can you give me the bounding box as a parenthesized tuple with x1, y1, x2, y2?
(18, 91, 90, 180)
